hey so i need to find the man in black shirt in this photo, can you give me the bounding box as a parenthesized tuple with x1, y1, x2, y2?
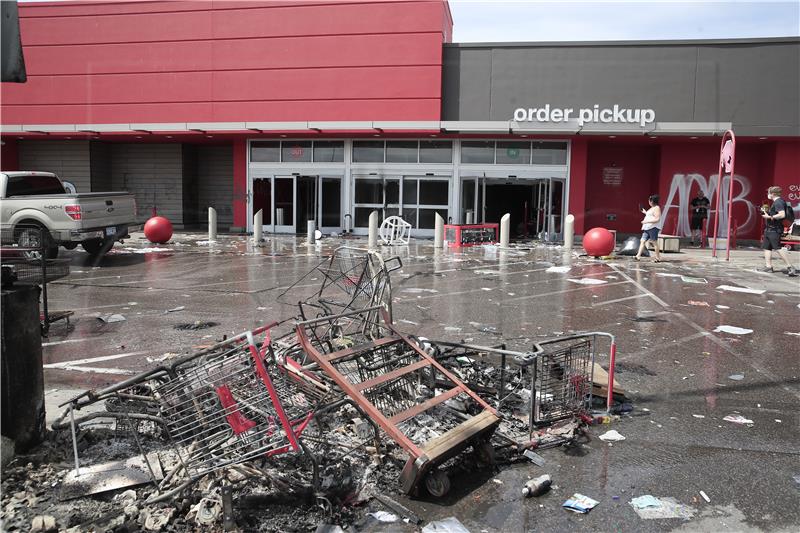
(689, 190, 710, 245)
(760, 186, 796, 276)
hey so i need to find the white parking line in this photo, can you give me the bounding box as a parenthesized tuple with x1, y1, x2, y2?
(43, 350, 148, 368)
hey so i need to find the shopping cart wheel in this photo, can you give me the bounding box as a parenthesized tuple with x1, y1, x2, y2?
(425, 469, 451, 498)
(472, 439, 495, 466)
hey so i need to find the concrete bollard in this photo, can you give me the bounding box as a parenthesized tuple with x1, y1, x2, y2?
(500, 213, 510, 248)
(253, 209, 263, 245)
(208, 207, 217, 241)
(368, 210, 379, 248)
(307, 220, 316, 245)
(564, 214, 575, 250)
(434, 213, 444, 249)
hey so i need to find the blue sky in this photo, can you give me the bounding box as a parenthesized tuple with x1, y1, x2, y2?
(449, 1, 800, 42)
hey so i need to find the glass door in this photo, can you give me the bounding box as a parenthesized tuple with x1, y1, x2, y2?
(273, 176, 295, 233)
(318, 176, 343, 233)
(461, 177, 485, 224)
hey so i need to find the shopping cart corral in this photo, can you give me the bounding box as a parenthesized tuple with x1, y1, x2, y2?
(295, 306, 501, 497)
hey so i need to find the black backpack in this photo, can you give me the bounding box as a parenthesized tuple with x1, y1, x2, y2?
(785, 203, 795, 224)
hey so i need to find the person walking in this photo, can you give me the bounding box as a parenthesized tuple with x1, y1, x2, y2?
(635, 195, 662, 262)
(690, 189, 710, 245)
(760, 186, 797, 276)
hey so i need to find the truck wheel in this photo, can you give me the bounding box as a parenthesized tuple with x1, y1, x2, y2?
(82, 239, 112, 255)
(16, 225, 59, 260)
(63, 242, 78, 250)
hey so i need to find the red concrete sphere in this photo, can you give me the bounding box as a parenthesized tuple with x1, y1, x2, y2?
(583, 227, 615, 257)
(144, 216, 173, 244)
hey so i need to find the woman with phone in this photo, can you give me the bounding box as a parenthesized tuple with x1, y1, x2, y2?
(635, 194, 663, 262)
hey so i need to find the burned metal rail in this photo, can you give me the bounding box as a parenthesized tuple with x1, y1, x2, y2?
(295, 305, 501, 498)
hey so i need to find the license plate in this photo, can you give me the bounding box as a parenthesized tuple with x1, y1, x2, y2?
(105, 227, 117, 237)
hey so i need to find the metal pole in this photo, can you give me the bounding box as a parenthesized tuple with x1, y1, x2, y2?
(711, 132, 729, 257)
(500, 213, 510, 248)
(606, 340, 617, 413)
(208, 207, 217, 241)
(434, 213, 444, 249)
(724, 131, 737, 261)
(307, 220, 316, 245)
(563, 214, 574, 250)
(368, 210, 379, 248)
(253, 209, 263, 245)
(69, 405, 80, 475)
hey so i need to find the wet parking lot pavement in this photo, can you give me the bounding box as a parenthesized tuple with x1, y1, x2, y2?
(39, 233, 800, 532)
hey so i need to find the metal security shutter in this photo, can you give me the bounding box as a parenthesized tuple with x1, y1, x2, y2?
(197, 145, 234, 229)
(18, 140, 91, 192)
(111, 144, 183, 225)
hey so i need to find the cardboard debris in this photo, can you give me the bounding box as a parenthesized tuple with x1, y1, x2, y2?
(60, 452, 164, 500)
(591, 363, 626, 398)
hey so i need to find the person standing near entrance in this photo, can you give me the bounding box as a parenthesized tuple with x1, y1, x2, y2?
(635, 195, 662, 262)
(760, 186, 797, 276)
(690, 190, 710, 245)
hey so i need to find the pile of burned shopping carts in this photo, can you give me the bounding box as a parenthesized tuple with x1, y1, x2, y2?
(54, 246, 617, 504)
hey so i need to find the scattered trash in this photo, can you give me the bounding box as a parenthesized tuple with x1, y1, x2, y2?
(598, 429, 626, 442)
(374, 494, 420, 525)
(97, 313, 126, 323)
(399, 319, 420, 326)
(30, 515, 57, 533)
(563, 493, 599, 514)
(522, 475, 552, 497)
(630, 497, 695, 519)
(728, 374, 744, 381)
(793, 474, 800, 486)
(630, 495, 662, 509)
(699, 490, 710, 503)
(681, 276, 707, 284)
(692, 414, 705, 419)
(784, 332, 800, 337)
(715, 305, 730, 309)
(655, 273, 681, 278)
(723, 415, 754, 425)
(143, 507, 175, 531)
(59, 452, 164, 500)
(164, 306, 185, 313)
(173, 321, 218, 330)
(717, 285, 766, 295)
(713, 325, 753, 335)
(522, 449, 546, 466)
(402, 288, 438, 294)
(421, 516, 471, 533)
(368, 511, 398, 523)
(688, 300, 710, 307)
(546, 265, 571, 273)
(567, 277, 608, 285)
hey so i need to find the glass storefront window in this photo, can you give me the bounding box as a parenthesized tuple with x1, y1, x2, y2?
(402, 208, 418, 228)
(250, 141, 280, 162)
(419, 140, 452, 163)
(419, 208, 448, 229)
(403, 178, 418, 204)
(496, 141, 531, 164)
(353, 141, 385, 163)
(313, 141, 344, 162)
(532, 142, 568, 165)
(385, 179, 400, 204)
(419, 180, 449, 205)
(386, 141, 418, 163)
(461, 140, 495, 164)
(354, 179, 383, 204)
(281, 141, 312, 163)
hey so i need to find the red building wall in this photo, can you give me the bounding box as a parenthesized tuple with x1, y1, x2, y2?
(2, 0, 452, 124)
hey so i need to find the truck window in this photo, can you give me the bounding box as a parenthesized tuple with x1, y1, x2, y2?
(5, 175, 66, 197)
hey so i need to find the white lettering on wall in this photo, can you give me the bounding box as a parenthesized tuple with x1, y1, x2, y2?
(513, 105, 655, 127)
(662, 173, 756, 238)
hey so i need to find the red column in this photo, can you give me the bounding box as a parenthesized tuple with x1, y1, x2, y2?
(568, 138, 588, 234)
(232, 138, 248, 231)
(1, 138, 19, 170)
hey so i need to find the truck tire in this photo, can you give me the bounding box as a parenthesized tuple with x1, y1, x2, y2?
(81, 239, 113, 255)
(16, 224, 59, 260)
(63, 242, 78, 250)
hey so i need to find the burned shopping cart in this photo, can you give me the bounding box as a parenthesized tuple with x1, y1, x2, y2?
(295, 305, 501, 498)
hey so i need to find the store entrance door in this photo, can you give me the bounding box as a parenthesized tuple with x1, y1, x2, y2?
(481, 178, 565, 240)
(251, 175, 342, 234)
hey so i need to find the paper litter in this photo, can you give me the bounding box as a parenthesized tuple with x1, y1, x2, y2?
(368, 511, 398, 523)
(717, 285, 766, 295)
(567, 278, 608, 285)
(630, 495, 661, 509)
(546, 265, 571, 273)
(713, 325, 753, 335)
(562, 493, 599, 514)
(629, 496, 695, 520)
(598, 430, 626, 442)
(421, 516, 471, 533)
(97, 314, 126, 323)
(728, 374, 744, 381)
(723, 414, 754, 425)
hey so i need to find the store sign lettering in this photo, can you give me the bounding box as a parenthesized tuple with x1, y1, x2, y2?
(513, 104, 655, 127)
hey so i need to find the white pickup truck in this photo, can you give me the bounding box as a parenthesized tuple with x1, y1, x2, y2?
(1, 171, 137, 257)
